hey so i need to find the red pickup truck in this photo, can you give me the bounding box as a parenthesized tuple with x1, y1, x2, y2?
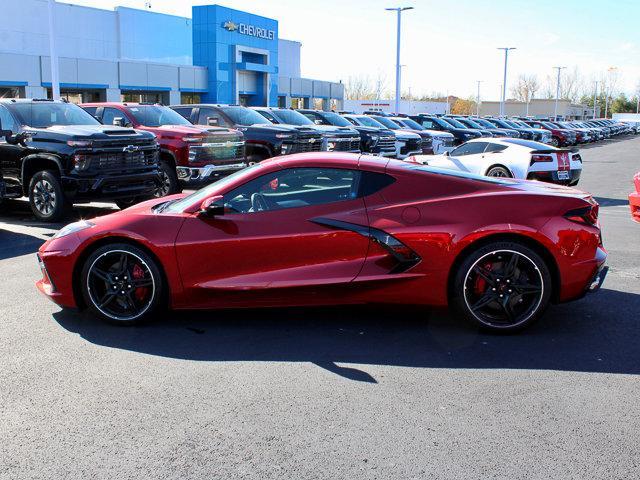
(81, 103, 246, 196)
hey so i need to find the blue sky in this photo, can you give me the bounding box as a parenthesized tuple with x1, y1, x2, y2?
(65, 0, 640, 99)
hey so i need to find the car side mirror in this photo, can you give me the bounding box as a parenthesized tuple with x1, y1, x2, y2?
(199, 195, 225, 216)
(113, 117, 126, 127)
(207, 117, 219, 126)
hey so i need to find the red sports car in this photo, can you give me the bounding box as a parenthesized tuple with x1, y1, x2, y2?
(36, 153, 607, 332)
(630, 172, 640, 223)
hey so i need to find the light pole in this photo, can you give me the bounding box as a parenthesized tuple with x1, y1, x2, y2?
(593, 81, 598, 119)
(47, 0, 60, 100)
(497, 47, 516, 116)
(475, 80, 483, 116)
(604, 66, 618, 119)
(553, 66, 566, 121)
(386, 6, 413, 114)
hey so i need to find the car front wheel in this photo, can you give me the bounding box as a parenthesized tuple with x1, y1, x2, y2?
(154, 160, 180, 198)
(451, 241, 552, 332)
(29, 170, 68, 222)
(80, 243, 164, 325)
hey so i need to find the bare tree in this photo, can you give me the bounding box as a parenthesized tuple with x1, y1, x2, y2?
(344, 73, 390, 100)
(510, 74, 540, 102)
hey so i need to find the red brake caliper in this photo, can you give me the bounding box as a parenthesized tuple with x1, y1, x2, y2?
(132, 264, 147, 301)
(474, 262, 492, 295)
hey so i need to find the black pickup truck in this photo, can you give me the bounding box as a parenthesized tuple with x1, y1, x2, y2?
(0, 99, 160, 221)
(171, 104, 323, 163)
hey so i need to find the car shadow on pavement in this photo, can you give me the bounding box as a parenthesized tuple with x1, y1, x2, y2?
(0, 229, 45, 260)
(52, 287, 640, 383)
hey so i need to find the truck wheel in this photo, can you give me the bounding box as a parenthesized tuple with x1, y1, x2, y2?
(154, 160, 180, 198)
(247, 152, 269, 165)
(28, 170, 68, 222)
(115, 198, 142, 210)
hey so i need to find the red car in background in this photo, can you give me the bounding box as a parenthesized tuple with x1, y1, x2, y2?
(630, 172, 640, 222)
(36, 153, 607, 333)
(81, 103, 246, 197)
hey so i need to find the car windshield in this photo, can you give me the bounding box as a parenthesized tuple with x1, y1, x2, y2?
(220, 107, 272, 126)
(164, 163, 264, 213)
(354, 116, 385, 128)
(397, 118, 424, 130)
(373, 116, 401, 129)
(542, 122, 558, 129)
(504, 120, 521, 128)
(8, 102, 101, 128)
(272, 109, 314, 125)
(461, 119, 484, 129)
(318, 112, 353, 127)
(127, 105, 192, 127)
(475, 119, 496, 128)
(443, 117, 467, 129)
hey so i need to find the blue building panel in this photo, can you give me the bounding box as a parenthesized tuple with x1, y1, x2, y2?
(193, 5, 279, 106)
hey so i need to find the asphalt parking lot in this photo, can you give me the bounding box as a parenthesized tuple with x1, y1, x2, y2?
(1, 138, 639, 479)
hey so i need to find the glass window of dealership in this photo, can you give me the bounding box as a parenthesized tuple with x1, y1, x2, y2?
(0, 1, 344, 109)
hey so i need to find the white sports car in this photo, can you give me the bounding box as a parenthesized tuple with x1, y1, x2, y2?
(407, 138, 582, 186)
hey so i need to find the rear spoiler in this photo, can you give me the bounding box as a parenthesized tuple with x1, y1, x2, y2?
(531, 148, 579, 154)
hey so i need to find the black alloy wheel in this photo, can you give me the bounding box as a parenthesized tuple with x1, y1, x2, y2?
(28, 170, 68, 222)
(452, 242, 552, 332)
(81, 244, 163, 325)
(154, 160, 180, 198)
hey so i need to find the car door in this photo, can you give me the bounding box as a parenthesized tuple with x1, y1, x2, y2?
(0, 105, 25, 191)
(174, 166, 371, 308)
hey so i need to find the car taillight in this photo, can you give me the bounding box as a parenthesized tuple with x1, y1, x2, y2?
(564, 205, 599, 226)
(530, 154, 553, 166)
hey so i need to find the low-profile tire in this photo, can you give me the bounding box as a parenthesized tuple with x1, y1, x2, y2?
(154, 160, 181, 198)
(450, 241, 552, 333)
(80, 243, 165, 325)
(485, 166, 513, 178)
(28, 170, 68, 222)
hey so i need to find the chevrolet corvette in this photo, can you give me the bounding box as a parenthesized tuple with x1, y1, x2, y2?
(630, 172, 640, 223)
(36, 153, 607, 332)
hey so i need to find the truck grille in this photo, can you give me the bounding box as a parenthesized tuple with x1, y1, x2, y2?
(441, 137, 454, 147)
(401, 138, 422, 155)
(84, 145, 159, 173)
(188, 141, 245, 166)
(377, 135, 396, 153)
(329, 136, 361, 152)
(289, 135, 323, 153)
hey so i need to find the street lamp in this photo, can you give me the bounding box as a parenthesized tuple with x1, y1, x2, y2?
(476, 80, 483, 116)
(47, 0, 60, 100)
(386, 6, 413, 114)
(497, 47, 516, 116)
(553, 66, 566, 121)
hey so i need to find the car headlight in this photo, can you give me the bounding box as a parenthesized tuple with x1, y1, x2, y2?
(52, 220, 95, 239)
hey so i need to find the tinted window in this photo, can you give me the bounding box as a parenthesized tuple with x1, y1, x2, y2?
(198, 108, 230, 127)
(128, 105, 192, 127)
(101, 107, 127, 126)
(418, 118, 436, 129)
(318, 112, 352, 127)
(372, 116, 400, 129)
(223, 168, 360, 213)
(219, 107, 271, 126)
(354, 116, 385, 128)
(398, 118, 424, 130)
(81, 106, 98, 118)
(485, 143, 508, 153)
(450, 142, 488, 156)
(272, 109, 314, 125)
(442, 117, 467, 129)
(172, 107, 193, 122)
(359, 171, 396, 196)
(255, 110, 278, 123)
(7, 102, 100, 127)
(0, 105, 19, 133)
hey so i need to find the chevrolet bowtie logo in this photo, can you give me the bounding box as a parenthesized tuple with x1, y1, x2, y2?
(223, 21, 238, 31)
(123, 145, 139, 153)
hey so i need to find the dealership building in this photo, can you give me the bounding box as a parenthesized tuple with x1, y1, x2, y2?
(0, 0, 345, 109)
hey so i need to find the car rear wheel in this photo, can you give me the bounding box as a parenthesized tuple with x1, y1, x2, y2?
(451, 241, 552, 332)
(80, 243, 164, 325)
(486, 166, 512, 178)
(28, 170, 68, 222)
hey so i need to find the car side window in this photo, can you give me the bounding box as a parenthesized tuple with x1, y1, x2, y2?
(420, 119, 435, 129)
(257, 110, 277, 122)
(81, 106, 98, 118)
(301, 112, 325, 125)
(485, 143, 507, 153)
(450, 142, 488, 156)
(198, 108, 229, 127)
(172, 107, 193, 122)
(102, 107, 127, 126)
(223, 168, 361, 214)
(0, 105, 19, 134)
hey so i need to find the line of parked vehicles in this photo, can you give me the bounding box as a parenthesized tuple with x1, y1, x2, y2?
(0, 97, 636, 222)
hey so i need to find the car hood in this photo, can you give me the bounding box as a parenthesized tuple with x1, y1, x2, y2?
(150, 124, 233, 135)
(27, 124, 155, 140)
(393, 130, 422, 140)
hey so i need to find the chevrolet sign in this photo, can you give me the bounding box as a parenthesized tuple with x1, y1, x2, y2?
(223, 20, 275, 40)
